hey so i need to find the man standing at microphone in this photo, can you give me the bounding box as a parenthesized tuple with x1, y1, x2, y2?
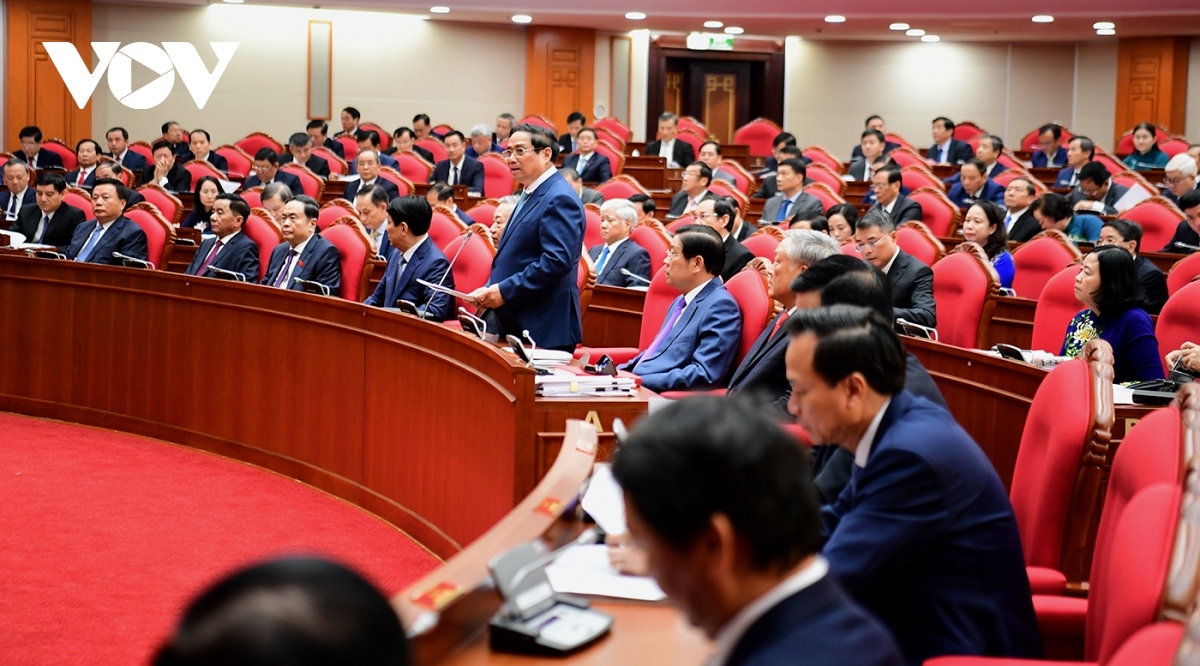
(467, 124, 586, 352)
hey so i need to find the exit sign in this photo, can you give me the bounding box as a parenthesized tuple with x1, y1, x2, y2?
(686, 33, 735, 51)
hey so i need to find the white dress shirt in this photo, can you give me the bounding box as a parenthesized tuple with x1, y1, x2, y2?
(278, 235, 312, 288)
(881, 250, 899, 275)
(855, 397, 893, 468)
(934, 139, 953, 163)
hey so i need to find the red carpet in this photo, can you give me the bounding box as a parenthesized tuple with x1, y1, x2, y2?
(0, 413, 440, 665)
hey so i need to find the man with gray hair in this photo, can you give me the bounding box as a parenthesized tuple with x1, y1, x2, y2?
(726, 229, 840, 409)
(467, 123, 501, 159)
(489, 194, 519, 246)
(645, 112, 695, 168)
(260, 182, 293, 223)
(588, 199, 651, 287)
(560, 167, 605, 206)
(1163, 152, 1198, 207)
(279, 132, 330, 177)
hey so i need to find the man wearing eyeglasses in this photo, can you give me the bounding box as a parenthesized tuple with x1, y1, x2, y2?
(852, 208, 936, 328)
(1068, 162, 1128, 216)
(466, 124, 586, 352)
(867, 166, 922, 226)
(1162, 153, 1198, 208)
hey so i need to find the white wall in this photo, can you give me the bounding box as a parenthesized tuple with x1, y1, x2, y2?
(784, 39, 1120, 159)
(1187, 37, 1200, 140)
(629, 29, 650, 142)
(91, 3, 526, 144)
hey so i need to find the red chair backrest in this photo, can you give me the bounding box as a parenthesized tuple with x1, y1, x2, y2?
(334, 136, 358, 162)
(1115, 125, 1170, 156)
(631, 225, 670, 270)
(1119, 197, 1186, 252)
(707, 183, 748, 212)
(742, 232, 780, 261)
(240, 189, 262, 210)
(1030, 265, 1086, 352)
(1021, 125, 1073, 151)
(840, 241, 859, 256)
(930, 246, 998, 348)
(394, 151, 434, 183)
(243, 209, 281, 281)
(43, 139, 77, 171)
(1011, 232, 1081, 300)
(885, 133, 914, 151)
(466, 203, 497, 227)
(321, 222, 371, 300)
(433, 123, 456, 136)
(583, 205, 604, 249)
(1103, 622, 1184, 666)
(136, 185, 183, 225)
(183, 160, 224, 185)
(595, 176, 650, 201)
(637, 267, 678, 349)
(1159, 138, 1190, 157)
(478, 153, 515, 198)
(312, 147, 347, 176)
(908, 188, 961, 237)
(802, 164, 844, 193)
(377, 168, 413, 197)
(280, 164, 324, 199)
(675, 130, 703, 157)
(593, 142, 624, 176)
(593, 117, 631, 143)
(1156, 280, 1200, 369)
(215, 145, 252, 179)
(724, 270, 771, 365)
(803, 183, 846, 210)
(994, 168, 1048, 194)
(887, 147, 930, 170)
(416, 138, 448, 164)
(719, 160, 753, 194)
(733, 118, 783, 157)
(1167, 252, 1200, 296)
(665, 215, 695, 235)
(1094, 154, 1125, 175)
(64, 187, 92, 214)
(236, 132, 283, 158)
(428, 207, 468, 252)
(896, 222, 945, 268)
(123, 203, 172, 268)
(129, 142, 154, 163)
(317, 203, 358, 231)
(802, 146, 842, 174)
(442, 231, 494, 313)
(678, 116, 707, 138)
(952, 121, 986, 142)
(901, 166, 945, 193)
(519, 115, 557, 133)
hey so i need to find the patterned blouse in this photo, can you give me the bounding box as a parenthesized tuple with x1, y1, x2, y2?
(1060, 307, 1165, 383)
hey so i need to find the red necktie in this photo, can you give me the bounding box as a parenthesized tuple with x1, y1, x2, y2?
(77, 170, 86, 187)
(196, 240, 224, 275)
(769, 310, 790, 339)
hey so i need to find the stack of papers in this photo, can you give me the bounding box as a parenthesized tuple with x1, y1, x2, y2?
(535, 368, 638, 397)
(545, 544, 666, 601)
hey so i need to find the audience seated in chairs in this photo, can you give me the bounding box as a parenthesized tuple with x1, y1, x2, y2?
(279, 132, 330, 177)
(17, 125, 64, 170)
(621, 225, 741, 392)
(1003, 177, 1042, 243)
(14, 171, 85, 252)
(465, 123, 501, 159)
(489, 195, 518, 247)
(973, 134, 1009, 179)
(850, 115, 901, 161)
(242, 148, 302, 196)
(494, 113, 515, 145)
(363, 195, 454, 321)
(847, 130, 890, 182)
(261, 195, 341, 294)
(93, 162, 143, 209)
(306, 119, 344, 159)
(753, 145, 807, 198)
(961, 200, 1015, 290)
(66, 139, 101, 190)
(1, 159, 36, 223)
(785, 304, 1040, 664)
(411, 113, 441, 141)
(560, 127, 613, 185)
(1031, 123, 1068, 168)
(646, 112, 695, 169)
(344, 150, 399, 202)
(723, 196, 755, 242)
(389, 126, 433, 163)
(1123, 122, 1170, 171)
(1160, 189, 1200, 253)
(428, 130, 483, 196)
(560, 168, 605, 206)
(666, 162, 717, 221)
(186, 129, 228, 174)
(588, 199, 652, 288)
(152, 556, 410, 666)
(337, 106, 360, 138)
(355, 184, 392, 256)
(759, 130, 801, 175)
(610, 396, 904, 666)
(141, 140, 192, 194)
(868, 166, 923, 226)
(183, 176, 221, 231)
(1162, 153, 1198, 207)
(946, 159, 1005, 208)
(929, 116, 976, 165)
(1069, 161, 1129, 216)
(1055, 135, 1095, 189)
(761, 158, 824, 225)
(1061, 246, 1164, 383)
(557, 110, 585, 154)
(853, 207, 937, 328)
(160, 121, 189, 159)
(694, 198, 753, 282)
(355, 129, 399, 170)
(825, 203, 858, 245)
(1097, 219, 1169, 314)
(425, 182, 473, 226)
(259, 182, 292, 223)
(65, 178, 148, 265)
(1035, 191, 1103, 244)
(105, 126, 148, 172)
(185, 193, 260, 281)
(696, 141, 738, 186)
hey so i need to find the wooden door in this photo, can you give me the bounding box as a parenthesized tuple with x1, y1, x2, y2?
(524, 27, 596, 132)
(5, 0, 92, 148)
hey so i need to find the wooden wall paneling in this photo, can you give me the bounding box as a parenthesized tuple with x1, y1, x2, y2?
(1113, 37, 1190, 144)
(524, 27, 596, 129)
(5, 0, 92, 150)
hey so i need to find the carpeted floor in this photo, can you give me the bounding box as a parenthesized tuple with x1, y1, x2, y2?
(0, 412, 440, 665)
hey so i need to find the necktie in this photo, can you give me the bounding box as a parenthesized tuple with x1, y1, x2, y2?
(34, 215, 49, 243)
(768, 310, 790, 340)
(452, 166, 459, 186)
(196, 239, 224, 275)
(776, 199, 793, 223)
(510, 191, 530, 227)
(1003, 214, 1013, 231)
(273, 249, 298, 287)
(75, 223, 104, 262)
(595, 245, 610, 274)
(6, 193, 18, 219)
(77, 170, 86, 187)
(637, 297, 686, 367)
(393, 254, 408, 280)
(577, 155, 588, 174)
(937, 147, 945, 163)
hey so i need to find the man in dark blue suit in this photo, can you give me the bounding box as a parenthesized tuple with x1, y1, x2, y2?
(354, 130, 399, 170)
(141, 140, 192, 193)
(426, 182, 474, 226)
(65, 179, 148, 265)
(1, 159, 36, 223)
(1054, 136, 1095, 188)
(1031, 124, 1068, 168)
(946, 159, 1006, 208)
(1163, 153, 1198, 207)
(588, 200, 651, 287)
(185, 193, 260, 280)
(185, 129, 230, 174)
(354, 184, 393, 257)
(279, 133, 330, 178)
(65, 139, 101, 191)
(343, 150, 400, 202)
(785, 306, 1041, 664)
(622, 225, 741, 392)
(429, 131, 484, 196)
(1160, 189, 1200, 253)
(261, 196, 341, 294)
(929, 117, 974, 164)
(17, 126, 64, 170)
(105, 127, 148, 173)
(363, 196, 454, 321)
(560, 128, 613, 184)
(13, 172, 86, 251)
(850, 115, 901, 161)
(612, 396, 904, 666)
(243, 148, 303, 196)
(467, 124, 585, 351)
(306, 119, 344, 160)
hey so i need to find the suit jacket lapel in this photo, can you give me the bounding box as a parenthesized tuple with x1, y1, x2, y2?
(391, 240, 426, 297)
(643, 282, 714, 363)
(92, 217, 127, 260)
(295, 237, 319, 280)
(496, 180, 551, 255)
(597, 241, 626, 283)
(738, 311, 786, 376)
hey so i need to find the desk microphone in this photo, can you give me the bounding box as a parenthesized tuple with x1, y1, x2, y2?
(206, 266, 246, 282)
(293, 277, 331, 296)
(497, 528, 601, 621)
(896, 318, 938, 342)
(619, 268, 651, 285)
(1169, 241, 1200, 252)
(418, 228, 474, 316)
(113, 251, 154, 270)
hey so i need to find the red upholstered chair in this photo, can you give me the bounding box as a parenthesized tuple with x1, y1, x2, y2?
(1021, 125, 1073, 152)
(631, 224, 670, 269)
(593, 126, 626, 152)
(576, 266, 674, 364)
(994, 168, 1049, 195)
(886, 147, 930, 170)
(1093, 154, 1125, 176)
(215, 145, 252, 179)
(930, 244, 999, 348)
(242, 208, 281, 281)
(129, 141, 154, 164)
(416, 138, 447, 164)
(1030, 265, 1085, 353)
(236, 132, 283, 158)
(901, 166, 945, 193)
(377, 168, 413, 197)
(123, 203, 175, 269)
(780, 423, 811, 448)
(359, 122, 389, 151)
(1111, 171, 1156, 201)
(183, 160, 225, 185)
(885, 133, 915, 151)
(1104, 623, 1185, 666)
(429, 205, 468, 252)
(312, 148, 347, 176)
(802, 146, 842, 174)
(240, 188, 263, 210)
(675, 130, 704, 158)
(908, 188, 962, 238)
(433, 123, 455, 136)
(742, 231, 780, 261)
(803, 164, 845, 193)
(593, 117, 631, 143)
(578, 252, 597, 323)
(708, 184, 749, 212)
(136, 184, 184, 225)
(952, 121, 986, 142)
(803, 183, 846, 210)
(1159, 137, 1190, 157)
(466, 202, 497, 227)
(318, 200, 358, 231)
(0, 152, 14, 168)
(595, 175, 650, 201)
(1156, 280, 1200, 369)
(1011, 230, 1081, 300)
(1008, 340, 1114, 597)
(725, 270, 772, 365)
(280, 163, 325, 199)
(478, 153, 515, 198)
(519, 115, 557, 133)
(442, 230, 494, 314)
(1167, 252, 1200, 295)
(594, 142, 624, 177)
(719, 160, 754, 194)
(1119, 197, 1186, 252)
(733, 118, 783, 157)
(42, 139, 77, 170)
(840, 241, 859, 256)
(321, 219, 374, 300)
(678, 116, 707, 138)
(1115, 125, 1169, 156)
(394, 151, 434, 183)
(63, 186, 91, 214)
(334, 136, 358, 162)
(897, 221, 946, 266)
(583, 204, 604, 249)
(665, 216, 695, 234)
(996, 153, 1025, 172)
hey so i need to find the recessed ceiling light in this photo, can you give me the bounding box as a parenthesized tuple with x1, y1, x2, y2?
(724, 26, 744, 35)
(625, 11, 645, 20)
(1093, 21, 1114, 30)
(889, 23, 909, 30)
(222, 0, 244, 4)
(703, 20, 723, 29)
(430, 5, 449, 13)
(1096, 28, 1116, 35)
(512, 14, 532, 23)
(1032, 15, 1053, 23)
(824, 15, 846, 23)
(921, 34, 940, 42)
(905, 28, 924, 36)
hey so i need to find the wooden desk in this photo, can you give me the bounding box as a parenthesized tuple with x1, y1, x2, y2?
(581, 285, 646, 348)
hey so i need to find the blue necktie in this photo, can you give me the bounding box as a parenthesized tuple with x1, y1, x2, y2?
(937, 147, 945, 162)
(776, 199, 793, 223)
(595, 245, 610, 273)
(74, 223, 104, 262)
(1003, 214, 1013, 231)
(577, 155, 588, 174)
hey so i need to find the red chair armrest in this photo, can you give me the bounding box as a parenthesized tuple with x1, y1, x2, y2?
(575, 346, 640, 366)
(658, 389, 725, 400)
(1027, 566, 1068, 596)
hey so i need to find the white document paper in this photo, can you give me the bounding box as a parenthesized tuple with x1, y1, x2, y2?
(1114, 185, 1152, 214)
(581, 464, 626, 535)
(1113, 385, 1135, 405)
(416, 278, 473, 301)
(218, 178, 241, 194)
(0, 229, 28, 245)
(545, 544, 666, 601)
